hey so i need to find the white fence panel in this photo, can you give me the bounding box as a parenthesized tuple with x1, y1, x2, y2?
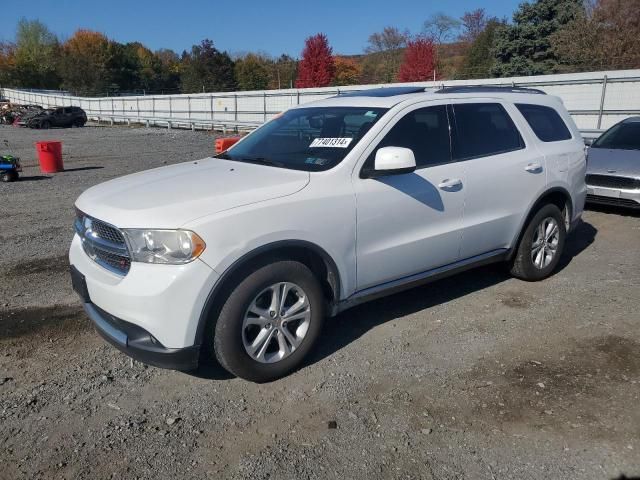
(3, 69, 640, 133)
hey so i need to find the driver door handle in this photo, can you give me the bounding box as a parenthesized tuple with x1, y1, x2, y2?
(525, 163, 543, 173)
(438, 178, 462, 190)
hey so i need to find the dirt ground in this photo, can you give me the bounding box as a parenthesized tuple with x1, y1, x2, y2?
(1, 124, 639, 480)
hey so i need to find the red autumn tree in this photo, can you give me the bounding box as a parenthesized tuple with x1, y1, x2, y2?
(397, 38, 438, 82)
(295, 33, 335, 88)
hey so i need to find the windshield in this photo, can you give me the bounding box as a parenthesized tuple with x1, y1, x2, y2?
(592, 122, 640, 151)
(217, 106, 388, 171)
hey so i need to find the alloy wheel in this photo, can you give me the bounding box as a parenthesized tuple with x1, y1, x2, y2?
(242, 282, 311, 363)
(531, 217, 560, 269)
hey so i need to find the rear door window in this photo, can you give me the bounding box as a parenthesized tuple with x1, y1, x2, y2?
(451, 103, 524, 161)
(515, 103, 572, 142)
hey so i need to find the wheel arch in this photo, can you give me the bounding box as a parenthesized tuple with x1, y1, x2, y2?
(509, 186, 573, 260)
(194, 240, 342, 346)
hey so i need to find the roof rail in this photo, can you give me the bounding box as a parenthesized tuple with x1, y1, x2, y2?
(435, 86, 546, 95)
(336, 86, 427, 98)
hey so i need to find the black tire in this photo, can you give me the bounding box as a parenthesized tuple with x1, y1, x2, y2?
(40, 120, 51, 129)
(212, 260, 325, 382)
(74, 118, 85, 127)
(510, 204, 566, 281)
(1, 171, 17, 182)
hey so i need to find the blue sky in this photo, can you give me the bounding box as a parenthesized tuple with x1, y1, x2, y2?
(2, 0, 520, 56)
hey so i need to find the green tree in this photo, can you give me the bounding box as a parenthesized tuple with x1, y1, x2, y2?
(180, 39, 236, 93)
(459, 20, 503, 79)
(491, 0, 583, 77)
(58, 30, 111, 95)
(234, 53, 270, 90)
(13, 18, 60, 88)
(0, 42, 16, 86)
(155, 48, 181, 93)
(269, 54, 297, 89)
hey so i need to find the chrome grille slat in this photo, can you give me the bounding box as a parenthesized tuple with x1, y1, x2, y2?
(75, 211, 131, 275)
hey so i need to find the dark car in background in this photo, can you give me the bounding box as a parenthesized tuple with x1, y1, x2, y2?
(586, 117, 640, 209)
(22, 106, 87, 129)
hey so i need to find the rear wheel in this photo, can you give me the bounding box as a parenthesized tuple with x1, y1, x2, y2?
(74, 118, 85, 127)
(510, 204, 566, 281)
(212, 260, 325, 382)
(40, 120, 51, 129)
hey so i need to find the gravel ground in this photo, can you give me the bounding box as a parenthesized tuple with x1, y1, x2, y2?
(1, 124, 639, 480)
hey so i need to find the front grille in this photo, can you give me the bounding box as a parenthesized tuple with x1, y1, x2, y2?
(91, 220, 126, 245)
(586, 194, 640, 208)
(585, 174, 640, 190)
(75, 211, 131, 275)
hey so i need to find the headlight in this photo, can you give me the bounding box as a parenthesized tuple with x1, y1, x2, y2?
(123, 229, 206, 265)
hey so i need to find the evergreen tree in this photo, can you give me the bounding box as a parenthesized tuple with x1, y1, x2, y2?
(180, 39, 236, 93)
(491, 0, 583, 77)
(459, 20, 503, 79)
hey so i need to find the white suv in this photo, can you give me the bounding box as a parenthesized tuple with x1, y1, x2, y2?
(69, 86, 586, 382)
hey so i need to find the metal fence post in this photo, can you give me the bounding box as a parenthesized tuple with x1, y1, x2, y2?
(597, 74, 608, 130)
(263, 92, 267, 122)
(234, 94, 238, 122)
(169, 96, 172, 119)
(187, 95, 191, 122)
(210, 95, 214, 124)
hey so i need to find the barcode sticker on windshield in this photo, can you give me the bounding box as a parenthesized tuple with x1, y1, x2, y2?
(309, 138, 353, 148)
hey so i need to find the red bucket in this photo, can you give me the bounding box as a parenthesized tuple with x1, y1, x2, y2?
(36, 141, 63, 173)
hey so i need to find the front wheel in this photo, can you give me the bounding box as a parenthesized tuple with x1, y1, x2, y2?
(212, 260, 325, 382)
(510, 204, 566, 281)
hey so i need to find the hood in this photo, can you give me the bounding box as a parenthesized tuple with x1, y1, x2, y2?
(75, 158, 310, 229)
(587, 148, 640, 178)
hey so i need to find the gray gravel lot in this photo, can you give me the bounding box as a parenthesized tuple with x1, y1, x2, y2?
(1, 124, 639, 480)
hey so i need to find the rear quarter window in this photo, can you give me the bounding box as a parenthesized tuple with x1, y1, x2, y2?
(451, 103, 525, 161)
(515, 104, 572, 142)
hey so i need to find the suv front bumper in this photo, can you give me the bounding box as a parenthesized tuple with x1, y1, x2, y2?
(586, 185, 640, 209)
(69, 234, 220, 369)
(85, 293, 199, 370)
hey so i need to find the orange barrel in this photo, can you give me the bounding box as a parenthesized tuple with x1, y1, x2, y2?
(36, 141, 63, 173)
(215, 136, 241, 154)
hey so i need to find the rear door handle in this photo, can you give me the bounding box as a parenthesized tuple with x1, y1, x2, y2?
(525, 163, 543, 173)
(438, 178, 462, 190)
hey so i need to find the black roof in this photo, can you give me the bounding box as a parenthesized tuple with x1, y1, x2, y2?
(337, 86, 427, 98)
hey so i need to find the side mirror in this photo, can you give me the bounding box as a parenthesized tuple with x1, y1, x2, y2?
(368, 146, 416, 177)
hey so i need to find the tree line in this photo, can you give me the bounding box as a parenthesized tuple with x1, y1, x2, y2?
(1, 0, 638, 96)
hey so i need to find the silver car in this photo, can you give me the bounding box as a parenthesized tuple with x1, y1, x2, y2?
(586, 117, 640, 209)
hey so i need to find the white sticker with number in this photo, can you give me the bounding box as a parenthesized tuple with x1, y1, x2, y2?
(309, 137, 353, 148)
